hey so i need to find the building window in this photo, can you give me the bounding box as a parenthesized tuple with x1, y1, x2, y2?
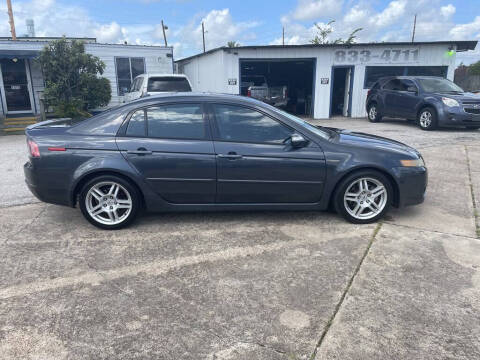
(115, 57, 145, 95)
(364, 66, 448, 88)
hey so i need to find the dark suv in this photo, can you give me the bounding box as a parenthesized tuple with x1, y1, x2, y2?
(366, 76, 480, 130)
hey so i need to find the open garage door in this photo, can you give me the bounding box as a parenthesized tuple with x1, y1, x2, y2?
(239, 59, 316, 117)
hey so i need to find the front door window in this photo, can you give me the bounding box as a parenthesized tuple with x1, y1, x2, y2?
(1, 59, 32, 112)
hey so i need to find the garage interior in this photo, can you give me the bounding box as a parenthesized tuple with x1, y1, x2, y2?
(239, 59, 315, 116)
(331, 66, 353, 117)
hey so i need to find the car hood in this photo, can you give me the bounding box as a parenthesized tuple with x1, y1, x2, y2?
(429, 92, 480, 102)
(325, 127, 420, 157)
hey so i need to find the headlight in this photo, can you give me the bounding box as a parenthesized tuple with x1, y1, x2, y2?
(400, 158, 425, 167)
(442, 97, 459, 107)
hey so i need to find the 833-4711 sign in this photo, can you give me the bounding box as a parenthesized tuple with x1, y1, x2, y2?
(334, 49, 419, 64)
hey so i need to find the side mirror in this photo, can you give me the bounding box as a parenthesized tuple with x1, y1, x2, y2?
(290, 133, 309, 148)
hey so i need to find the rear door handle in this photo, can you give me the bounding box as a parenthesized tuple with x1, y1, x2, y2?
(127, 147, 152, 156)
(218, 153, 243, 160)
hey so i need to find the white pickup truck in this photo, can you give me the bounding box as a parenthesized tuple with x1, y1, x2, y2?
(241, 75, 288, 108)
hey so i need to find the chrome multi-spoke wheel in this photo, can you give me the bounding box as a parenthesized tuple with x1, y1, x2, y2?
(80, 176, 139, 229)
(86, 181, 132, 225)
(343, 177, 387, 220)
(335, 171, 392, 224)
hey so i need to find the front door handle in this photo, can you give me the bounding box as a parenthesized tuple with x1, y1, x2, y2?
(218, 152, 243, 160)
(127, 147, 152, 156)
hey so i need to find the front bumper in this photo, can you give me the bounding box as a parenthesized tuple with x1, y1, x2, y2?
(392, 166, 428, 207)
(438, 105, 480, 127)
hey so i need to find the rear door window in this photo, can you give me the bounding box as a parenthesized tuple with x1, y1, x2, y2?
(147, 77, 192, 92)
(383, 79, 404, 91)
(146, 104, 206, 140)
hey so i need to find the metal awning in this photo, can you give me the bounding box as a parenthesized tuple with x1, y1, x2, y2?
(0, 49, 39, 59)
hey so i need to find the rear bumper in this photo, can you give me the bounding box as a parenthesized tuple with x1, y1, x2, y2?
(24, 161, 71, 206)
(392, 166, 428, 207)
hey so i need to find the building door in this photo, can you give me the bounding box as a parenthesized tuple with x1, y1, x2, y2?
(330, 66, 354, 117)
(0, 58, 33, 113)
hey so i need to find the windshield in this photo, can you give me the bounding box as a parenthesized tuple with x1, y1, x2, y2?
(147, 77, 192, 92)
(416, 78, 464, 93)
(275, 109, 331, 140)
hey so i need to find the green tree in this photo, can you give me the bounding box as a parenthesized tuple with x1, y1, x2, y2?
(469, 60, 480, 75)
(310, 20, 362, 45)
(38, 37, 111, 118)
(227, 41, 240, 48)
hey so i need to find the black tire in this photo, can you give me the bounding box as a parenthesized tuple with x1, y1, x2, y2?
(417, 107, 438, 130)
(79, 175, 141, 229)
(333, 170, 393, 224)
(367, 103, 382, 123)
(466, 126, 480, 130)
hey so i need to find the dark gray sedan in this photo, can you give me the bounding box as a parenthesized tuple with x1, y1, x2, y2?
(24, 93, 427, 229)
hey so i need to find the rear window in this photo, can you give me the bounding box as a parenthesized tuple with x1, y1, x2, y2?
(147, 77, 191, 92)
(69, 106, 126, 135)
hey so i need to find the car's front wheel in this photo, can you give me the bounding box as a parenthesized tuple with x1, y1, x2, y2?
(367, 103, 382, 122)
(418, 107, 438, 130)
(334, 170, 392, 224)
(79, 175, 140, 229)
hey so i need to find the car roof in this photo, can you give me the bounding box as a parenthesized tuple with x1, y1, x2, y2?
(135, 73, 188, 79)
(377, 75, 446, 82)
(123, 92, 266, 108)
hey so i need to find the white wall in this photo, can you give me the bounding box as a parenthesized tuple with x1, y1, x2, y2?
(0, 40, 173, 114)
(178, 44, 458, 119)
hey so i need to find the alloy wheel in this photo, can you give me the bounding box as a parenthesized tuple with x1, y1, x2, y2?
(343, 177, 387, 220)
(368, 106, 377, 121)
(85, 181, 132, 225)
(419, 110, 432, 128)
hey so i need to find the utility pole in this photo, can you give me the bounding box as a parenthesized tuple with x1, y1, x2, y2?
(202, 22, 206, 53)
(161, 20, 168, 47)
(282, 26, 285, 45)
(411, 14, 417, 43)
(6, 0, 16, 40)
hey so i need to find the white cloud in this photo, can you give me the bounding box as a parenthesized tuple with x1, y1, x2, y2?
(174, 9, 259, 55)
(440, 4, 456, 18)
(0, 0, 160, 45)
(449, 16, 480, 40)
(292, 0, 343, 21)
(368, 0, 407, 29)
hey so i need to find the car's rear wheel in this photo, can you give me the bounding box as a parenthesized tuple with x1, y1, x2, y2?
(418, 107, 438, 130)
(79, 175, 140, 229)
(334, 170, 392, 224)
(367, 103, 382, 122)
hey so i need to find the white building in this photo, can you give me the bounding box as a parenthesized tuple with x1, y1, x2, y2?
(0, 37, 173, 117)
(176, 41, 477, 119)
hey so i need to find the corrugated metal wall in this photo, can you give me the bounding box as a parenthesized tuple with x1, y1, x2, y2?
(179, 44, 457, 119)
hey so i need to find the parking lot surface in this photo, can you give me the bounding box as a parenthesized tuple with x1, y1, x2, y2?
(1, 117, 479, 359)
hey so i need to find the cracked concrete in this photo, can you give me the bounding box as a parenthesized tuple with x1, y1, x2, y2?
(0, 118, 479, 359)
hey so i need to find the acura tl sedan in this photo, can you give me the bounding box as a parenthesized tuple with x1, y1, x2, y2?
(24, 93, 427, 229)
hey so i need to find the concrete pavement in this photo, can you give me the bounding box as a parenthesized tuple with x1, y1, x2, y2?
(0, 118, 479, 359)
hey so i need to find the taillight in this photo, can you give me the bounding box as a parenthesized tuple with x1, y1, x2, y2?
(367, 89, 371, 97)
(27, 139, 40, 158)
(247, 89, 251, 97)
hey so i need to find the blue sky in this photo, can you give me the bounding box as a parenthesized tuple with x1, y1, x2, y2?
(1, 0, 479, 63)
